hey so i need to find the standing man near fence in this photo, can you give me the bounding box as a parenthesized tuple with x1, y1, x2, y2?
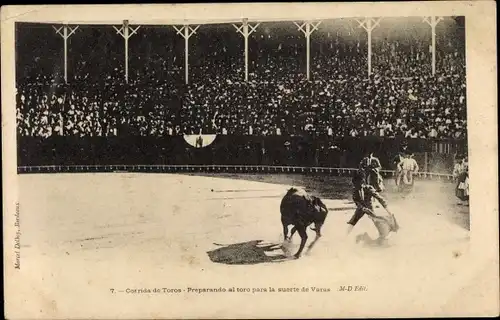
(453, 156, 469, 204)
(397, 153, 419, 192)
(195, 131, 204, 148)
(393, 142, 409, 187)
(359, 151, 384, 192)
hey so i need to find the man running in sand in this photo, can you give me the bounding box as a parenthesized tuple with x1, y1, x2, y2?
(347, 170, 400, 245)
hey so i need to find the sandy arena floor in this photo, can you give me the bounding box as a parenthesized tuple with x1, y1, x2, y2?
(14, 172, 477, 318)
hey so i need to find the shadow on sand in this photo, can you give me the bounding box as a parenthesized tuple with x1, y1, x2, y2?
(207, 240, 290, 265)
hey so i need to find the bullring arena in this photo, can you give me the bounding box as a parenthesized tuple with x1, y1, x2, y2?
(16, 167, 474, 318)
(7, 7, 496, 318)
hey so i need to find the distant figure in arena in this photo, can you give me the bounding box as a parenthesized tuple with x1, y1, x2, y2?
(359, 151, 384, 192)
(347, 171, 399, 245)
(195, 135, 204, 148)
(397, 153, 419, 192)
(453, 156, 469, 204)
(393, 151, 406, 187)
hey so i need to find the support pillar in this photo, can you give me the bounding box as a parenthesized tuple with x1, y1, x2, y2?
(423, 16, 443, 75)
(356, 17, 382, 77)
(53, 24, 79, 83)
(233, 18, 260, 82)
(173, 24, 200, 84)
(113, 20, 140, 83)
(294, 20, 321, 80)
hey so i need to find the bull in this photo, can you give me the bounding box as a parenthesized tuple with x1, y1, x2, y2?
(280, 187, 329, 259)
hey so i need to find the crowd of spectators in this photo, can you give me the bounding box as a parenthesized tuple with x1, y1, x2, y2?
(16, 21, 467, 140)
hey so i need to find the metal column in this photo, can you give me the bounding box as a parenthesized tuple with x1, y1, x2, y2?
(113, 20, 141, 83)
(174, 24, 200, 84)
(423, 16, 443, 75)
(53, 24, 79, 83)
(356, 18, 382, 77)
(294, 20, 321, 80)
(233, 18, 260, 82)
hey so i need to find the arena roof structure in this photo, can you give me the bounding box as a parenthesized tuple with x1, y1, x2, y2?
(48, 16, 327, 84)
(7, 2, 463, 23)
(11, 4, 447, 84)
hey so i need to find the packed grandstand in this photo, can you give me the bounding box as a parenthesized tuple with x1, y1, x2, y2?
(16, 17, 466, 141)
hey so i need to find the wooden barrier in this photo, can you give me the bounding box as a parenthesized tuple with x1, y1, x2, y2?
(17, 164, 454, 182)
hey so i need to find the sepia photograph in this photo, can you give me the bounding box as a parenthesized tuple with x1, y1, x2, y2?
(2, 2, 498, 319)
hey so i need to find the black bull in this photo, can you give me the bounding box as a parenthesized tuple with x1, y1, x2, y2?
(280, 188, 329, 258)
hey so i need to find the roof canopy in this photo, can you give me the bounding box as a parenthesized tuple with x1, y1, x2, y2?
(7, 3, 462, 25)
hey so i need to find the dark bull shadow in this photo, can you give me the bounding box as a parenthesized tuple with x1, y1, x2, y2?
(207, 240, 289, 265)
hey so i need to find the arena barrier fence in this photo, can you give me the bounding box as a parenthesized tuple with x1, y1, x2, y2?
(16, 136, 466, 176)
(16, 164, 455, 182)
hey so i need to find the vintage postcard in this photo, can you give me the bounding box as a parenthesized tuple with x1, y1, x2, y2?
(2, 2, 498, 319)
